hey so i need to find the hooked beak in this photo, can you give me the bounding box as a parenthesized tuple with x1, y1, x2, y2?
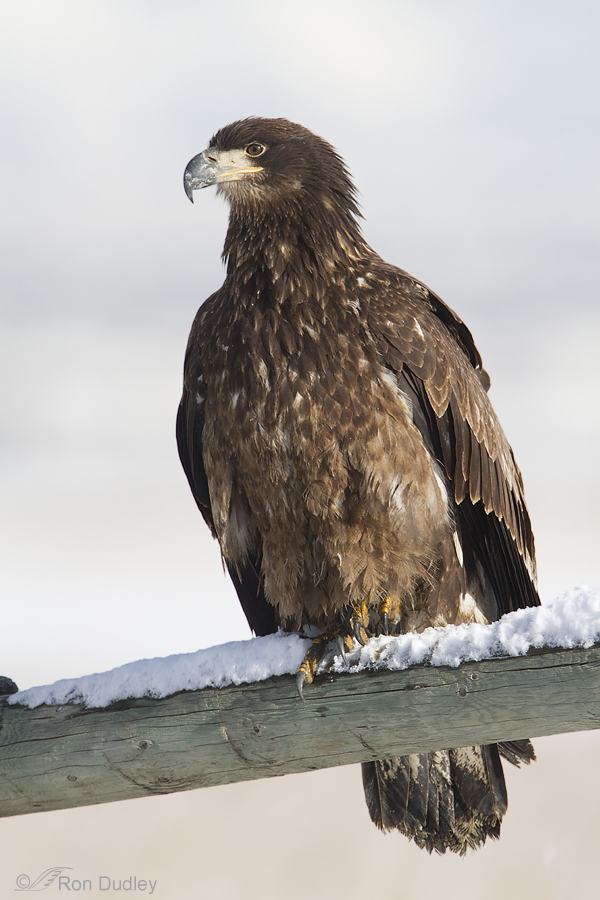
(183, 148, 264, 202)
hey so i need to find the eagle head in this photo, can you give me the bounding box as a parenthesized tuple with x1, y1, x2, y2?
(183, 117, 359, 217)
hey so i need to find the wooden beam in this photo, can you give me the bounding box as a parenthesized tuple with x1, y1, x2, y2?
(2, 642, 600, 818)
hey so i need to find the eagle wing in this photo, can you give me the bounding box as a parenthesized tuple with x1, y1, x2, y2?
(368, 273, 539, 618)
(176, 296, 278, 636)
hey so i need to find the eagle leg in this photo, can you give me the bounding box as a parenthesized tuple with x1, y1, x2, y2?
(296, 591, 393, 699)
(296, 626, 354, 701)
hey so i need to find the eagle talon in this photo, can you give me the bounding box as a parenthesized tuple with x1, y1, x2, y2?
(353, 620, 366, 646)
(378, 592, 392, 636)
(336, 634, 349, 666)
(296, 654, 316, 701)
(296, 669, 308, 702)
(346, 594, 370, 646)
(296, 624, 354, 696)
(296, 631, 331, 699)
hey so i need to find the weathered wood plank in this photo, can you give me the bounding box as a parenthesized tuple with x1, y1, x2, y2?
(2, 643, 600, 818)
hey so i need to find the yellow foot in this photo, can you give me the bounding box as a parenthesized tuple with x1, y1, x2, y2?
(296, 626, 353, 701)
(295, 591, 394, 700)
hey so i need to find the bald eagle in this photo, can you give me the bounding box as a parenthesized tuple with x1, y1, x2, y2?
(178, 118, 539, 854)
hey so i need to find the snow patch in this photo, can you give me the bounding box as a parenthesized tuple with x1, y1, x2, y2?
(9, 586, 600, 710)
(10, 632, 309, 711)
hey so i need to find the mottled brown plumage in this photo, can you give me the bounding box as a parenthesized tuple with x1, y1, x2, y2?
(178, 117, 539, 853)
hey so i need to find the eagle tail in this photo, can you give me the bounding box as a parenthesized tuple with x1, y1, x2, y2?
(361, 741, 534, 854)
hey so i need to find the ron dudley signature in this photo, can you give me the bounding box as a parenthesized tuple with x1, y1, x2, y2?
(15, 868, 158, 893)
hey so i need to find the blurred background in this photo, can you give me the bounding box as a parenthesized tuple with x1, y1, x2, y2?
(1, 0, 599, 895)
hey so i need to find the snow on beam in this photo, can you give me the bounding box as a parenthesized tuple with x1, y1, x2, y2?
(2, 639, 600, 818)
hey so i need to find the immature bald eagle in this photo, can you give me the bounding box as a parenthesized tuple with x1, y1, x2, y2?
(178, 117, 539, 854)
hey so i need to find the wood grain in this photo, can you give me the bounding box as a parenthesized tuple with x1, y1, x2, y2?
(2, 643, 600, 817)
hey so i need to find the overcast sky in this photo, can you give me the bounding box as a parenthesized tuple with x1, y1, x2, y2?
(1, 1, 599, 896)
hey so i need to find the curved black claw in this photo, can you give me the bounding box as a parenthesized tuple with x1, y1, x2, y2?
(296, 669, 307, 702)
(378, 592, 392, 636)
(336, 634, 349, 666)
(353, 620, 366, 646)
(381, 612, 389, 636)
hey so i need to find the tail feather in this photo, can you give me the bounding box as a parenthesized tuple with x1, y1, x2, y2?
(427, 750, 455, 837)
(362, 741, 531, 855)
(405, 755, 430, 832)
(362, 757, 409, 832)
(498, 738, 536, 767)
(449, 744, 507, 820)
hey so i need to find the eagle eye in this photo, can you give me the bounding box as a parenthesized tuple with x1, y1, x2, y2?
(245, 142, 266, 158)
